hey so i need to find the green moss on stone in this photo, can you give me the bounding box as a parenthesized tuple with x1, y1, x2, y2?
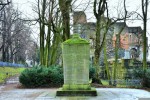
(62, 84, 91, 90)
(63, 34, 89, 44)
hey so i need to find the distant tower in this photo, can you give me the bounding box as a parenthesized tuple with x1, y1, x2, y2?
(73, 11, 87, 24)
(73, 11, 87, 35)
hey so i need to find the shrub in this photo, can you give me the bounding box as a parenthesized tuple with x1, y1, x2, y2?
(144, 69, 150, 87)
(133, 68, 150, 88)
(19, 65, 63, 88)
(20, 65, 97, 88)
(89, 66, 96, 80)
(89, 65, 99, 83)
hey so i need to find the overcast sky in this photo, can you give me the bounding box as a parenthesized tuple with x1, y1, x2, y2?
(12, 0, 150, 40)
(12, 0, 150, 60)
(12, 0, 149, 29)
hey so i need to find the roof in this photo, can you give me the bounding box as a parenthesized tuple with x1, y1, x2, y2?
(73, 11, 86, 16)
(114, 22, 126, 26)
(128, 26, 143, 34)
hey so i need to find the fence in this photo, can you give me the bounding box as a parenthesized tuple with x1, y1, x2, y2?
(102, 79, 142, 87)
(117, 79, 142, 87)
(0, 61, 25, 67)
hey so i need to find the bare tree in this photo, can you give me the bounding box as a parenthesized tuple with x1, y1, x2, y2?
(93, 0, 110, 84)
(0, 0, 11, 11)
(0, 3, 33, 63)
(59, 0, 72, 41)
(35, 0, 63, 66)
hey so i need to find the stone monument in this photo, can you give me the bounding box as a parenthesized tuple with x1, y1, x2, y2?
(56, 34, 97, 96)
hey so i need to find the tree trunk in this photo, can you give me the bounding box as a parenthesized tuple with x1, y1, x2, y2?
(113, 34, 119, 86)
(141, 0, 148, 87)
(62, 12, 70, 41)
(45, 24, 51, 66)
(49, 32, 60, 65)
(59, 0, 71, 41)
(39, 0, 46, 66)
(104, 40, 111, 85)
(143, 21, 147, 70)
(93, 20, 102, 84)
(10, 40, 13, 62)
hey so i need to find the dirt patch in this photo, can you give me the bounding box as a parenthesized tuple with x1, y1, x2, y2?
(1, 84, 18, 91)
(17, 83, 60, 89)
(138, 87, 150, 92)
(91, 83, 114, 88)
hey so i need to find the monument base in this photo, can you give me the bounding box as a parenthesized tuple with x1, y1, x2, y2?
(56, 87, 97, 96)
(62, 84, 91, 90)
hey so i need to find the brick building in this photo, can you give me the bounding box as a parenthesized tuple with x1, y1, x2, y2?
(72, 11, 147, 61)
(112, 22, 147, 60)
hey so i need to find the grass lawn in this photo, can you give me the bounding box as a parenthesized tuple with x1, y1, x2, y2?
(0, 67, 25, 83)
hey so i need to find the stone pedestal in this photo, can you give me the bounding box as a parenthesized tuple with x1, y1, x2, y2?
(56, 34, 97, 96)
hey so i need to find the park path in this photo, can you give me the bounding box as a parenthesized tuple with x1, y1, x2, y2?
(0, 76, 57, 100)
(0, 76, 150, 100)
(5, 75, 19, 84)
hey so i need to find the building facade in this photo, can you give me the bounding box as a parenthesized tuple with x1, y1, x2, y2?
(73, 11, 147, 62)
(112, 22, 146, 61)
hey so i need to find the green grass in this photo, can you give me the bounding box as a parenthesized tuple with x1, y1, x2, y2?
(0, 67, 25, 83)
(101, 80, 109, 86)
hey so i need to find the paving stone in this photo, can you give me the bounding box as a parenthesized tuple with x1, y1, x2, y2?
(0, 76, 150, 100)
